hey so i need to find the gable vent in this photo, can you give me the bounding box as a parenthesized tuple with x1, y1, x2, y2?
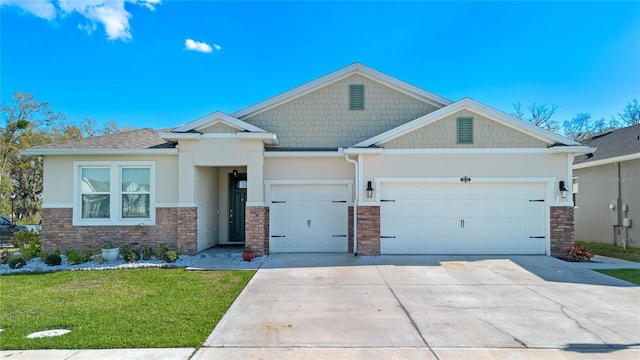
(457, 117, 474, 144)
(349, 84, 365, 110)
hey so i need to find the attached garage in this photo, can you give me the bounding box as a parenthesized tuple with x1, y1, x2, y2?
(380, 182, 547, 255)
(269, 183, 349, 253)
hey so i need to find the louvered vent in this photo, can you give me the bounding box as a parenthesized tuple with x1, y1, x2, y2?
(457, 117, 474, 144)
(349, 84, 364, 110)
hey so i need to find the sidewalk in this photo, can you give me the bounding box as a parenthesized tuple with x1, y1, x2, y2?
(573, 255, 640, 270)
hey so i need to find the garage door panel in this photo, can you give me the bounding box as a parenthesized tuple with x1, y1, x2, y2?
(380, 182, 547, 255)
(269, 184, 348, 253)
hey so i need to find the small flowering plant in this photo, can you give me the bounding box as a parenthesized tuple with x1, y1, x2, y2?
(564, 244, 595, 262)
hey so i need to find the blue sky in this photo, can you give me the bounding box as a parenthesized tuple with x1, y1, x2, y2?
(2, 1, 639, 132)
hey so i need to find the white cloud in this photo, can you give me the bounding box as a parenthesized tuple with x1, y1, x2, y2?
(0, 0, 57, 20)
(213, 44, 222, 51)
(185, 39, 215, 53)
(1, 0, 162, 41)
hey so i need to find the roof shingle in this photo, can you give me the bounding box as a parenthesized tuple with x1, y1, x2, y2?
(573, 124, 640, 164)
(30, 128, 175, 150)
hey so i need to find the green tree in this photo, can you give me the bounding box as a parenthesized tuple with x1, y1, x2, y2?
(2, 91, 132, 222)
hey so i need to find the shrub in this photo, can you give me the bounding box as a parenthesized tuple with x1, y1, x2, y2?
(141, 246, 154, 260)
(155, 244, 167, 261)
(43, 253, 62, 266)
(121, 244, 140, 263)
(565, 244, 595, 262)
(67, 250, 90, 265)
(92, 254, 105, 264)
(1, 251, 8, 264)
(164, 250, 178, 263)
(8, 257, 26, 269)
(13, 230, 41, 260)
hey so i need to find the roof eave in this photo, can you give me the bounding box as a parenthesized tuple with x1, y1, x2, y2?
(231, 63, 453, 119)
(573, 152, 640, 169)
(21, 148, 178, 156)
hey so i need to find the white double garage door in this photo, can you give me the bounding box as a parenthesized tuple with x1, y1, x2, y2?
(269, 182, 547, 255)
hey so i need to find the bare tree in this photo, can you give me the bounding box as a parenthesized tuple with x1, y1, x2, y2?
(618, 99, 640, 126)
(513, 102, 560, 133)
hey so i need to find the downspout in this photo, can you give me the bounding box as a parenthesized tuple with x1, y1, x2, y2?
(345, 154, 359, 255)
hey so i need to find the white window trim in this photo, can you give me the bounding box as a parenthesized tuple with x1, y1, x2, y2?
(73, 161, 156, 226)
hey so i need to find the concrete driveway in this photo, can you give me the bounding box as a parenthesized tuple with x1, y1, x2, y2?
(198, 255, 640, 360)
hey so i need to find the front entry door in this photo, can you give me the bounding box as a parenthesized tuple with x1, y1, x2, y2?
(229, 173, 247, 242)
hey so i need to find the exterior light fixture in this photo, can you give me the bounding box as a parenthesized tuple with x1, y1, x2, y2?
(366, 181, 374, 199)
(10, 193, 17, 223)
(559, 180, 568, 199)
(232, 169, 238, 178)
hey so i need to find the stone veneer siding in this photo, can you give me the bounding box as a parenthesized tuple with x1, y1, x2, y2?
(245, 206, 269, 256)
(550, 206, 575, 257)
(41, 207, 198, 255)
(357, 206, 380, 255)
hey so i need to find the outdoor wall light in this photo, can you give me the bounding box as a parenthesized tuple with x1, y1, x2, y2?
(232, 169, 238, 178)
(559, 180, 568, 199)
(366, 181, 374, 198)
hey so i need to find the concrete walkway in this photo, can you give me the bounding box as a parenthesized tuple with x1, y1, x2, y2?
(2, 254, 639, 360)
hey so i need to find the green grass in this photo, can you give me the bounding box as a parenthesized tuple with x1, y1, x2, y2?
(577, 241, 640, 262)
(0, 268, 254, 350)
(595, 269, 640, 285)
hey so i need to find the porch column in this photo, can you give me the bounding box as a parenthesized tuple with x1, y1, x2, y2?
(245, 150, 268, 255)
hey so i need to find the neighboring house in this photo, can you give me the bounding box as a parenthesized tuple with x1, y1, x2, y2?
(23, 63, 593, 257)
(573, 124, 640, 248)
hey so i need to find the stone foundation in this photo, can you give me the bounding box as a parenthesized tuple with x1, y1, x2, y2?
(550, 206, 575, 257)
(245, 206, 269, 256)
(41, 207, 198, 255)
(357, 205, 380, 256)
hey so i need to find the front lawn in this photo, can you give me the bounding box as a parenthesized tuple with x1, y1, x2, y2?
(577, 241, 640, 262)
(595, 269, 640, 285)
(0, 268, 254, 349)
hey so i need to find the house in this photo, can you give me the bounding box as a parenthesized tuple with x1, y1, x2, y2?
(23, 63, 593, 257)
(573, 124, 640, 248)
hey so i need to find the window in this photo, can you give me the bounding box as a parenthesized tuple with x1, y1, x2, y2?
(349, 84, 365, 110)
(81, 167, 110, 219)
(121, 168, 150, 218)
(457, 117, 473, 144)
(74, 161, 155, 225)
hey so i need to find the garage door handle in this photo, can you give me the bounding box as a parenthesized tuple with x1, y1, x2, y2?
(381, 199, 395, 202)
(332, 201, 347, 203)
(529, 199, 544, 202)
(271, 235, 286, 238)
(529, 236, 545, 239)
(381, 236, 396, 238)
(460, 219, 465, 228)
(332, 235, 347, 237)
(272, 201, 286, 204)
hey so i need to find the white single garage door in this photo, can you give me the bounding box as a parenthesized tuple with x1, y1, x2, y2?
(380, 183, 546, 255)
(269, 184, 349, 253)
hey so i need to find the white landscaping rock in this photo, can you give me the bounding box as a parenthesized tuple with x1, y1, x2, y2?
(27, 329, 71, 339)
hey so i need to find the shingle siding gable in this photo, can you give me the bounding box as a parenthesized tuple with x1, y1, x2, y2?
(242, 74, 439, 148)
(383, 110, 548, 149)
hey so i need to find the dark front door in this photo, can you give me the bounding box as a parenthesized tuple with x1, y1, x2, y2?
(228, 173, 247, 242)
